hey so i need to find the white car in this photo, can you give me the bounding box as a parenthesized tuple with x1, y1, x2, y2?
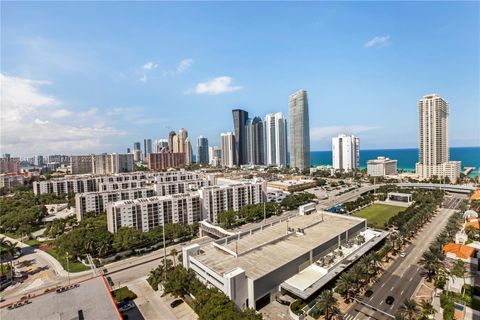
(400, 252, 406, 257)
(119, 303, 135, 312)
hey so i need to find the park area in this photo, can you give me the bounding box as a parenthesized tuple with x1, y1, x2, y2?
(353, 204, 405, 229)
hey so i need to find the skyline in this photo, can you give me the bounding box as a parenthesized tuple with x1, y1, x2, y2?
(1, 1, 479, 157)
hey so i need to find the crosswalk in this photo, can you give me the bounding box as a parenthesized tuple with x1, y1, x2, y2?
(343, 313, 372, 320)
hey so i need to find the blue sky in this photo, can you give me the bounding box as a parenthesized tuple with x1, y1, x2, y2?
(1, 1, 479, 157)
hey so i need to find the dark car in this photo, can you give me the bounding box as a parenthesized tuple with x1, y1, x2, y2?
(170, 299, 184, 308)
(365, 289, 373, 298)
(386, 296, 395, 305)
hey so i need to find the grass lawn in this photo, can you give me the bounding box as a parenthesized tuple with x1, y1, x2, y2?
(24, 239, 42, 247)
(45, 247, 90, 273)
(111, 286, 137, 303)
(354, 204, 405, 229)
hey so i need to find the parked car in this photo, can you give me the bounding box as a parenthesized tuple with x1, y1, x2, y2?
(275, 297, 290, 305)
(400, 252, 406, 257)
(119, 302, 135, 312)
(170, 299, 184, 308)
(385, 296, 395, 305)
(365, 289, 373, 298)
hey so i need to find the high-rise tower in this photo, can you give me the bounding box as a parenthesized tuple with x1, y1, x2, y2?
(264, 112, 287, 166)
(197, 136, 209, 164)
(232, 109, 249, 165)
(415, 94, 460, 182)
(288, 89, 310, 170)
(245, 117, 265, 165)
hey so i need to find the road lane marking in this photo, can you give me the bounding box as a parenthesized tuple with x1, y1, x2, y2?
(381, 283, 385, 288)
(390, 286, 394, 291)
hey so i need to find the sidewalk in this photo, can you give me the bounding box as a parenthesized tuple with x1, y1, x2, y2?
(0, 234, 92, 279)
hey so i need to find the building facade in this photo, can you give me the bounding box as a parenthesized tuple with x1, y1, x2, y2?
(185, 138, 193, 166)
(245, 117, 265, 165)
(415, 94, 461, 182)
(147, 152, 186, 171)
(144, 139, 153, 160)
(367, 157, 398, 177)
(288, 89, 310, 170)
(106, 193, 202, 233)
(197, 136, 209, 165)
(209, 146, 222, 167)
(221, 132, 236, 168)
(70, 155, 93, 174)
(232, 109, 249, 165)
(198, 181, 265, 223)
(264, 112, 288, 167)
(332, 134, 360, 172)
(0, 154, 20, 174)
(75, 187, 156, 220)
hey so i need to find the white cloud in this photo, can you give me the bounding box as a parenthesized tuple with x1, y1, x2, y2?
(78, 108, 98, 118)
(364, 35, 391, 48)
(0, 74, 124, 156)
(34, 119, 49, 125)
(142, 62, 158, 70)
(190, 76, 243, 95)
(310, 125, 381, 141)
(50, 108, 73, 118)
(177, 58, 193, 73)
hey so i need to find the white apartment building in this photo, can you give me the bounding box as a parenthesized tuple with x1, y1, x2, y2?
(75, 187, 156, 220)
(416, 94, 461, 182)
(33, 170, 205, 195)
(209, 146, 222, 167)
(264, 112, 288, 166)
(153, 179, 210, 196)
(106, 193, 202, 233)
(198, 181, 265, 223)
(367, 157, 398, 177)
(221, 132, 235, 168)
(332, 134, 360, 172)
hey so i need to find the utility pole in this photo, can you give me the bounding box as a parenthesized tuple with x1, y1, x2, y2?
(263, 202, 266, 224)
(66, 252, 70, 286)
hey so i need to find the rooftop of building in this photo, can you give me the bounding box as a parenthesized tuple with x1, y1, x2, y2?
(192, 212, 365, 280)
(367, 157, 397, 163)
(443, 243, 476, 260)
(109, 192, 200, 206)
(268, 179, 315, 186)
(0, 276, 120, 320)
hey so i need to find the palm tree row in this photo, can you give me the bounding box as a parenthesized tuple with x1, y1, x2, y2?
(335, 251, 382, 303)
(396, 298, 436, 320)
(419, 211, 464, 281)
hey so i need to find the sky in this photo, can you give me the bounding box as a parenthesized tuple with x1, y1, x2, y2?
(1, 1, 479, 157)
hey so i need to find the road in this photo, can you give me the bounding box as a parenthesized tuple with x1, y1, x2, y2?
(0, 235, 212, 305)
(317, 185, 380, 210)
(344, 194, 466, 320)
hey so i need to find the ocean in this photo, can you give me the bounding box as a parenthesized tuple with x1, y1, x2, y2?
(310, 146, 480, 176)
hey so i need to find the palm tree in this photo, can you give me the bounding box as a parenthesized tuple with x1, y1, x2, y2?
(5, 241, 20, 279)
(335, 272, 356, 302)
(350, 262, 368, 286)
(398, 299, 420, 320)
(316, 290, 341, 320)
(170, 248, 178, 266)
(419, 251, 440, 280)
(0, 237, 8, 277)
(419, 300, 435, 318)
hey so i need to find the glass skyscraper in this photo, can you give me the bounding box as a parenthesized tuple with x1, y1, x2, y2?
(288, 89, 310, 170)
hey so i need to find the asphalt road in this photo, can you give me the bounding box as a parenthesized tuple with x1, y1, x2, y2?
(344, 194, 465, 320)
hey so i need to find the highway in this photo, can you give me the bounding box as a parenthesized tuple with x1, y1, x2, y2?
(343, 194, 466, 320)
(317, 185, 380, 210)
